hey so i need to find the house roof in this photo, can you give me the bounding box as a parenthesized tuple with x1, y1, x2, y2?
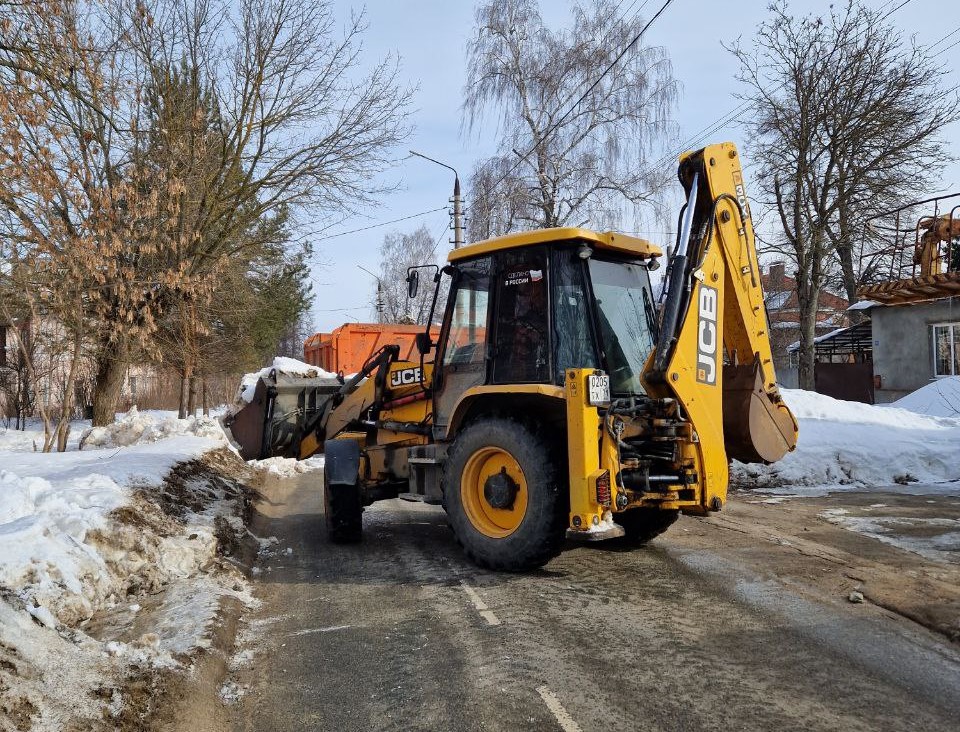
(857, 271, 960, 305)
(787, 320, 873, 356)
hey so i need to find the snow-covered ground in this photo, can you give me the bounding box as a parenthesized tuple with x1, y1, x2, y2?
(0, 409, 257, 730)
(889, 376, 960, 418)
(733, 387, 960, 566)
(732, 388, 960, 496)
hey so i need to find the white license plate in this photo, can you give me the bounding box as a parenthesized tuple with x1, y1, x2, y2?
(587, 374, 610, 406)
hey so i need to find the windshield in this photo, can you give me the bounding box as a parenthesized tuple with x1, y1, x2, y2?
(588, 258, 658, 395)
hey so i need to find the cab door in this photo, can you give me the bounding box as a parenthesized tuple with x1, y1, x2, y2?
(490, 246, 551, 384)
(433, 256, 492, 435)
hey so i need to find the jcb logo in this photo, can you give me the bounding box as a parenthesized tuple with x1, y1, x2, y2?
(390, 367, 422, 387)
(732, 170, 752, 222)
(696, 285, 718, 385)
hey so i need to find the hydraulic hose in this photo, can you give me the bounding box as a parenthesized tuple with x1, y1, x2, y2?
(652, 170, 700, 374)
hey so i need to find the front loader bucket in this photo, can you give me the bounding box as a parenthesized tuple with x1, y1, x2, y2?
(722, 362, 798, 464)
(223, 371, 342, 460)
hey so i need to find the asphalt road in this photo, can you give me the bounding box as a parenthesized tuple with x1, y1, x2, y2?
(226, 472, 960, 732)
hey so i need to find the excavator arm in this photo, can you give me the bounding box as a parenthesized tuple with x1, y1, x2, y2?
(644, 142, 798, 510)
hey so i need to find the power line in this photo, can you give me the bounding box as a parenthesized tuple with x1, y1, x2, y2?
(313, 206, 448, 243)
(929, 24, 960, 58)
(932, 36, 960, 58)
(880, 0, 914, 20)
(927, 24, 960, 52)
(627, 0, 919, 188)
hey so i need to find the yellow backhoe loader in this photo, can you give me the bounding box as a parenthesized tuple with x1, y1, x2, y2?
(225, 142, 798, 571)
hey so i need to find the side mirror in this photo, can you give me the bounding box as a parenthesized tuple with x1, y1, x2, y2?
(406, 270, 420, 299)
(415, 331, 432, 355)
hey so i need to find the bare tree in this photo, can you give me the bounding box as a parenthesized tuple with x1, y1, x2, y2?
(730, 0, 960, 388)
(376, 225, 445, 324)
(462, 0, 677, 238)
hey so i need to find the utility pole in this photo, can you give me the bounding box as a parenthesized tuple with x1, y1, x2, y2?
(410, 150, 464, 248)
(357, 265, 385, 323)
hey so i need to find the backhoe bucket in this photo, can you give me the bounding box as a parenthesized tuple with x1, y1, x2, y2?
(722, 362, 798, 464)
(223, 371, 341, 460)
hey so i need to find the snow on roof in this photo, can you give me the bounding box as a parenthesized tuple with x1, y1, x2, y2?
(785, 321, 871, 353)
(765, 291, 791, 309)
(847, 299, 880, 312)
(890, 376, 960, 418)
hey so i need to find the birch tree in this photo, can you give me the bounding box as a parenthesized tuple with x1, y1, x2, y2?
(462, 0, 677, 238)
(376, 224, 444, 325)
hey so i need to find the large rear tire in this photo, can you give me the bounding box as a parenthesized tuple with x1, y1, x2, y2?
(613, 508, 679, 545)
(323, 469, 363, 544)
(443, 417, 565, 571)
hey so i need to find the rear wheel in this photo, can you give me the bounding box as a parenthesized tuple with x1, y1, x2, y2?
(323, 469, 363, 543)
(613, 508, 679, 545)
(443, 417, 565, 571)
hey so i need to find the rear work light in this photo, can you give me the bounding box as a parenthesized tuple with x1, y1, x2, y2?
(595, 470, 612, 507)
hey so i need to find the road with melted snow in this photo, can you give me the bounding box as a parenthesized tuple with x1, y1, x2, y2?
(217, 472, 960, 732)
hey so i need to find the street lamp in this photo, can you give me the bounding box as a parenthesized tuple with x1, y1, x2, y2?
(357, 264, 385, 323)
(409, 150, 465, 248)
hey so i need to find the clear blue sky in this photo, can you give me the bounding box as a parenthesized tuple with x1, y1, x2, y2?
(308, 0, 960, 333)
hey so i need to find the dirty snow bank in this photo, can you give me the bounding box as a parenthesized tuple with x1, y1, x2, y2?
(236, 356, 337, 404)
(731, 389, 960, 494)
(0, 414, 255, 730)
(890, 376, 960, 418)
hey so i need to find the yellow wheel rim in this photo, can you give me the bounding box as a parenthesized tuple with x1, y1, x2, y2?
(460, 446, 528, 538)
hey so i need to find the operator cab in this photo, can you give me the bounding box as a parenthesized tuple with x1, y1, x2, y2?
(416, 228, 663, 434)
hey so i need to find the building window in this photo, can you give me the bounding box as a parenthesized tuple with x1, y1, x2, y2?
(932, 323, 960, 377)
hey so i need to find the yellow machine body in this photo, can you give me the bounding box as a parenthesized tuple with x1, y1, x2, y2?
(238, 142, 797, 569)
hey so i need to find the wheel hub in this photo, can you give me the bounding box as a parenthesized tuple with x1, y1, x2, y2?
(483, 467, 519, 509)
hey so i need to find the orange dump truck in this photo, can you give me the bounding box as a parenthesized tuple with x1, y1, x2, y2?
(304, 323, 441, 374)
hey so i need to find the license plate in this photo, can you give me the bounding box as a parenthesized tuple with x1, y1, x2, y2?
(587, 374, 610, 406)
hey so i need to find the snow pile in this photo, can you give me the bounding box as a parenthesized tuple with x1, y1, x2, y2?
(732, 388, 960, 494)
(0, 424, 226, 625)
(248, 454, 325, 478)
(79, 405, 226, 449)
(236, 356, 337, 404)
(889, 376, 960, 418)
(0, 415, 252, 729)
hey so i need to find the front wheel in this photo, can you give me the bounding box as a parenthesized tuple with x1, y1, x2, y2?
(442, 417, 566, 571)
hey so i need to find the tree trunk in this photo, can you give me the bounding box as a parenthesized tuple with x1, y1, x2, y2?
(92, 343, 129, 426)
(188, 372, 198, 417)
(56, 331, 84, 451)
(797, 303, 818, 391)
(202, 378, 209, 417)
(178, 367, 191, 419)
(795, 262, 821, 391)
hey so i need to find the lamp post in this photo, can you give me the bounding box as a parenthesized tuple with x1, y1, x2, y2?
(357, 264, 384, 323)
(409, 150, 464, 248)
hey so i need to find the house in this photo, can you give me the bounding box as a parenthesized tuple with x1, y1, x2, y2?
(760, 262, 850, 383)
(854, 194, 960, 403)
(856, 294, 960, 403)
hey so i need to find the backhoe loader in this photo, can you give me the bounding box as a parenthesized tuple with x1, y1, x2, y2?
(225, 142, 798, 571)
